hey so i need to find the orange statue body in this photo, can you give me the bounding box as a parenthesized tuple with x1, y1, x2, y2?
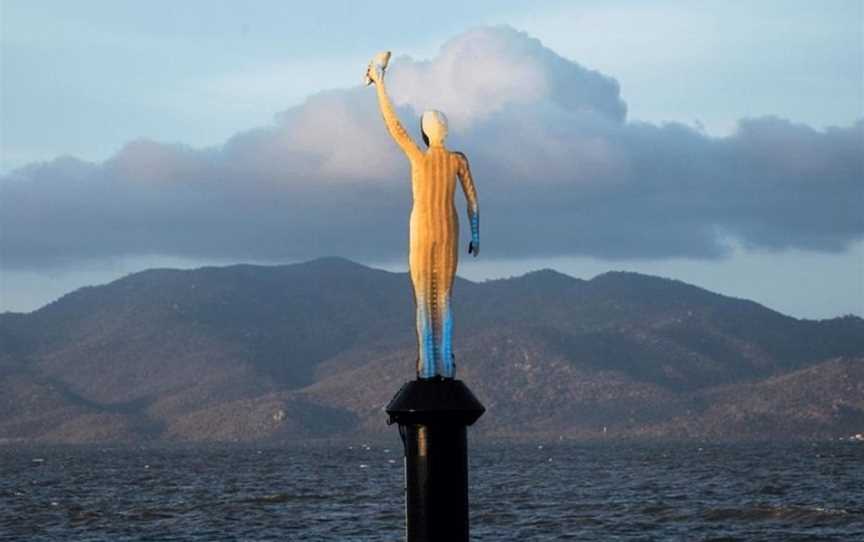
(367, 53, 480, 379)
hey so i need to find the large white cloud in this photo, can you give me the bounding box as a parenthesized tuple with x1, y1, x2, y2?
(1, 26, 861, 269)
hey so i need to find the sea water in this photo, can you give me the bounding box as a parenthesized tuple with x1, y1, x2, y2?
(1, 441, 862, 541)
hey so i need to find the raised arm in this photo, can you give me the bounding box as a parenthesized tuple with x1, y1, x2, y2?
(455, 152, 480, 257)
(368, 65, 422, 162)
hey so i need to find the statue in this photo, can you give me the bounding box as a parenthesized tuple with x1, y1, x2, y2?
(366, 52, 480, 380)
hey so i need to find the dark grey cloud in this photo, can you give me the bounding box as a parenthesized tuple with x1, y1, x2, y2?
(2, 26, 862, 270)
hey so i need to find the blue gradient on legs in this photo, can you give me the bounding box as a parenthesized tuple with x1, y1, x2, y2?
(416, 301, 436, 379)
(416, 284, 459, 379)
(441, 302, 454, 378)
(424, 322, 436, 378)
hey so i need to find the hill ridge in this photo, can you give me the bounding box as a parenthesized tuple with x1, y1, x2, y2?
(1, 258, 862, 443)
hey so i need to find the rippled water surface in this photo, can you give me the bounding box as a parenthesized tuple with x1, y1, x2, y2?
(1, 441, 862, 541)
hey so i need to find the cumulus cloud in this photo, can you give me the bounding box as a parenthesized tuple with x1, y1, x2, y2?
(1, 26, 861, 269)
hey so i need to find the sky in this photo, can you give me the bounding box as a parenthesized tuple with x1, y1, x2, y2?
(1, 0, 862, 319)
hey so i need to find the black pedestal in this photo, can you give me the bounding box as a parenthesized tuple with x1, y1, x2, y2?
(386, 378, 485, 542)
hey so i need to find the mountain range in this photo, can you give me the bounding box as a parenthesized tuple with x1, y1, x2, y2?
(1, 257, 862, 444)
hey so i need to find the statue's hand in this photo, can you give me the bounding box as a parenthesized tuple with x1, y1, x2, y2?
(365, 62, 384, 85)
(365, 52, 390, 86)
(468, 240, 480, 257)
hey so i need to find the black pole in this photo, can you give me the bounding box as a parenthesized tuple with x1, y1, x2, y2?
(386, 378, 485, 542)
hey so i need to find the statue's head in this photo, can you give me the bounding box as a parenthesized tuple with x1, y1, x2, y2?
(420, 110, 449, 147)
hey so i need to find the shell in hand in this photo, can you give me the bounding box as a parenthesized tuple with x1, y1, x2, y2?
(365, 51, 392, 85)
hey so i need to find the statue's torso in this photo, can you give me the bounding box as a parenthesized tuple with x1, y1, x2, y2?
(407, 147, 460, 296)
(410, 147, 458, 219)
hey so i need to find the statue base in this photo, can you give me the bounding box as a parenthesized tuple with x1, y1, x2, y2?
(386, 378, 485, 542)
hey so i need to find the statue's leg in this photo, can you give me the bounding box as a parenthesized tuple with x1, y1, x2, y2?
(438, 236, 458, 378)
(411, 260, 436, 379)
(440, 295, 455, 378)
(415, 296, 435, 378)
